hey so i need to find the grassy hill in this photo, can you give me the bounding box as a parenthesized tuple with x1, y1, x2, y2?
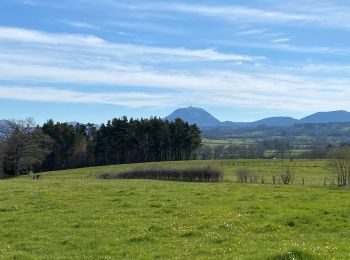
(1, 160, 349, 259)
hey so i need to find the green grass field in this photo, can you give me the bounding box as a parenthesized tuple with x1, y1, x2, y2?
(1, 160, 349, 259)
(202, 138, 243, 147)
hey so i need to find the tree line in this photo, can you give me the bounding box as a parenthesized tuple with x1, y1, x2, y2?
(0, 117, 202, 176)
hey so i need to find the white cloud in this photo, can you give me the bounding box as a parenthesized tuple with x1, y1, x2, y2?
(0, 27, 105, 45)
(236, 29, 268, 36)
(114, 2, 309, 23)
(108, 21, 183, 35)
(301, 63, 350, 74)
(1, 62, 350, 113)
(111, 1, 350, 30)
(1, 26, 350, 113)
(215, 39, 348, 55)
(0, 26, 260, 62)
(272, 38, 290, 43)
(0, 86, 172, 108)
(18, 0, 350, 31)
(61, 21, 99, 30)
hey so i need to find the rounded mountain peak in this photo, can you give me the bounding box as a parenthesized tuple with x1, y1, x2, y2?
(166, 107, 221, 127)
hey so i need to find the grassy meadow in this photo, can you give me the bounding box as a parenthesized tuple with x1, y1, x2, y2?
(1, 160, 349, 259)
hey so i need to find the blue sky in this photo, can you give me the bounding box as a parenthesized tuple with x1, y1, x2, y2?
(1, 0, 350, 124)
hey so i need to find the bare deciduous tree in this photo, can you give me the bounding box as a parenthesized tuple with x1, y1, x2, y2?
(236, 167, 257, 183)
(280, 166, 295, 185)
(327, 147, 350, 187)
(0, 118, 53, 176)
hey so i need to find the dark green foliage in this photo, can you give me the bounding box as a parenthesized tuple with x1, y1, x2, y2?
(98, 166, 223, 182)
(94, 117, 201, 165)
(41, 117, 201, 172)
(42, 120, 96, 170)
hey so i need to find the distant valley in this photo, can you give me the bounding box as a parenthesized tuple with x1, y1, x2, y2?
(165, 106, 350, 148)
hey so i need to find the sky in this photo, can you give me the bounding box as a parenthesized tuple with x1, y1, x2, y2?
(1, 0, 350, 124)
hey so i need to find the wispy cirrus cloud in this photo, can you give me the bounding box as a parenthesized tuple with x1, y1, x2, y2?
(2, 69, 350, 113)
(61, 21, 99, 30)
(2, 0, 348, 122)
(0, 86, 172, 108)
(214, 39, 348, 56)
(272, 38, 290, 43)
(0, 26, 260, 62)
(107, 21, 184, 35)
(107, 1, 350, 30)
(236, 29, 268, 36)
(20, 0, 350, 31)
(1, 26, 350, 113)
(0, 26, 104, 45)
(113, 2, 309, 23)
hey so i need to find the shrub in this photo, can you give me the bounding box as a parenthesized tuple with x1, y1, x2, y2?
(327, 147, 350, 186)
(28, 172, 41, 180)
(236, 167, 257, 183)
(98, 166, 223, 182)
(280, 166, 295, 185)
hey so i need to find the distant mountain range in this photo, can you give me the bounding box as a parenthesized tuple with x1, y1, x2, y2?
(2, 108, 350, 130)
(165, 106, 350, 128)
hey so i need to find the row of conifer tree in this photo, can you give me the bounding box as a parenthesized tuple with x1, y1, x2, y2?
(40, 117, 202, 172)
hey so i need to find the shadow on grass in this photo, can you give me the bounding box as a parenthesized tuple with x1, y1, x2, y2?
(268, 249, 321, 260)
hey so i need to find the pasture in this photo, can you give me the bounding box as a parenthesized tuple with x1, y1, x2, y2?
(0, 160, 349, 259)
